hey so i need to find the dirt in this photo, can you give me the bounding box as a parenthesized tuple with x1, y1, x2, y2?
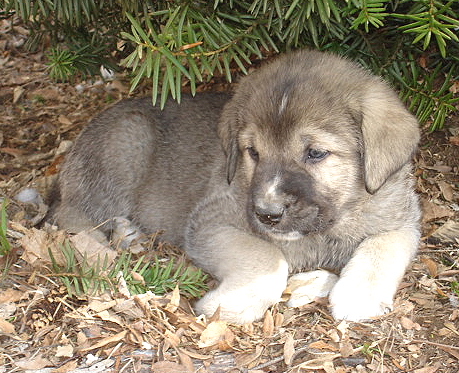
(1, 17, 458, 373)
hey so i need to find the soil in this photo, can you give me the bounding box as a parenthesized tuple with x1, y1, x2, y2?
(0, 17, 458, 373)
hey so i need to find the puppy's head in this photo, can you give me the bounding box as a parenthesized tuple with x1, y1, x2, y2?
(219, 50, 419, 240)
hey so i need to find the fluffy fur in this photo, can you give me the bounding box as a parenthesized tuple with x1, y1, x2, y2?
(56, 50, 421, 323)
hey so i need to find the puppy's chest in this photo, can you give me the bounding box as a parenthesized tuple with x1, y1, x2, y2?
(280, 235, 357, 272)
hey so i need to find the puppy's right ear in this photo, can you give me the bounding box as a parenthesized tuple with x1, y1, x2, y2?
(218, 98, 242, 184)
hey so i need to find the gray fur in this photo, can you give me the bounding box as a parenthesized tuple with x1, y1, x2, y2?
(56, 50, 421, 323)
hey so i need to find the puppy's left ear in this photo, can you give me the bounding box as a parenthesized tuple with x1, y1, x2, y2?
(218, 97, 243, 184)
(361, 84, 420, 194)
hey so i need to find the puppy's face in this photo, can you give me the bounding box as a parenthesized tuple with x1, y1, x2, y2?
(238, 92, 365, 241)
(219, 51, 419, 242)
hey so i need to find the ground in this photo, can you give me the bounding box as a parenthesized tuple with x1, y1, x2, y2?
(1, 18, 459, 373)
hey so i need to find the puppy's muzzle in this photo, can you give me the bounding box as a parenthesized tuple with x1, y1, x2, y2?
(254, 204, 285, 226)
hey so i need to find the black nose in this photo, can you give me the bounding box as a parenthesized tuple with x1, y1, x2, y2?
(255, 206, 284, 226)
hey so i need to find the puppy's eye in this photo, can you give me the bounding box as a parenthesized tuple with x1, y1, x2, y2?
(306, 148, 329, 162)
(246, 146, 259, 161)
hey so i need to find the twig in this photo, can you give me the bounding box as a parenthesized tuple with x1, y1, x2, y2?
(411, 339, 459, 350)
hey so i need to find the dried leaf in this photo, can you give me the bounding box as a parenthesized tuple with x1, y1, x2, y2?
(53, 359, 79, 373)
(0, 289, 24, 303)
(150, 361, 191, 373)
(0, 317, 15, 334)
(438, 181, 454, 201)
(70, 231, 117, 264)
(166, 285, 181, 312)
(262, 309, 274, 337)
(58, 115, 72, 126)
(20, 228, 68, 266)
(198, 321, 228, 348)
(400, 316, 422, 331)
(309, 341, 338, 351)
(13, 86, 25, 103)
(413, 363, 441, 373)
(14, 355, 52, 370)
(421, 256, 438, 277)
(55, 344, 74, 357)
(79, 330, 128, 352)
(283, 333, 295, 365)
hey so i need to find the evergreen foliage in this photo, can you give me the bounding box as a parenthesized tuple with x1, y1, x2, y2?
(49, 241, 209, 298)
(2, 0, 458, 129)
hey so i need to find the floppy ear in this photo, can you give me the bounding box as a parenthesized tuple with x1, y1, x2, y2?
(361, 85, 420, 194)
(218, 98, 242, 184)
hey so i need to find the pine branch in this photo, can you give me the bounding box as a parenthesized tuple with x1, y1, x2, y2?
(48, 241, 208, 298)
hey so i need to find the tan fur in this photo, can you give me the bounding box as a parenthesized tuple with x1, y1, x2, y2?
(56, 50, 421, 323)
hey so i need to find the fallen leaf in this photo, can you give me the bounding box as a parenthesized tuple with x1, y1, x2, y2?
(13, 86, 25, 103)
(53, 359, 79, 373)
(0, 317, 15, 333)
(58, 115, 72, 126)
(235, 345, 264, 367)
(262, 309, 274, 337)
(438, 181, 454, 202)
(283, 333, 295, 365)
(432, 220, 459, 243)
(150, 361, 191, 373)
(309, 341, 338, 351)
(421, 256, 438, 277)
(413, 363, 441, 373)
(400, 316, 422, 331)
(198, 321, 228, 348)
(69, 231, 117, 264)
(79, 330, 128, 352)
(55, 344, 74, 357)
(14, 355, 52, 370)
(20, 227, 68, 266)
(0, 289, 24, 303)
(421, 199, 455, 222)
(166, 285, 181, 312)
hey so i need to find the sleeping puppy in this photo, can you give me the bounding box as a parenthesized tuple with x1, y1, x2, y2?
(56, 50, 421, 323)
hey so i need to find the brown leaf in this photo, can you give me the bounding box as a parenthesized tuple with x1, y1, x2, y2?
(309, 341, 338, 351)
(58, 115, 72, 126)
(262, 309, 274, 337)
(283, 333, 295, 365)
(421, 256, 438, 277)
(20, 228, 68, 266)
(438, 181, 454, 202)
(400, 316, 422, 331)
(53, 360, 79, 373)
(69, 231, 117, 264)
(79, 330, 128, 352)
(55, 344, 74, 357)
(198, 321, 228, 348)
(13, 86, 25, 103)
(150, 361, 191, 373)
(166, 285, 181, 312)
(421, 199, 455, 222)
(0, 288, 24, 303)
(14, 355, 52, 370)
(413, 363, 441, 373)
(235, 345, 264, 367)
(0, 317, 15, 334)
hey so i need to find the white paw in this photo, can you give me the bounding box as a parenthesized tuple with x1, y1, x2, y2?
(195, 262, 288, 324)
(286, 270, 338, 308)
(195, 288, 277, 324)
(329, 274, 394, 321)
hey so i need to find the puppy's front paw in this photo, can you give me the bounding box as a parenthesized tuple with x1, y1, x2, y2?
(195, 270, 287, 324)
(195, 288, 276, 324)
(329, 274, 394, 322)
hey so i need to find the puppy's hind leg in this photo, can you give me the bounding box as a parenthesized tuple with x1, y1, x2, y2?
(55, 202, 110, 244)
